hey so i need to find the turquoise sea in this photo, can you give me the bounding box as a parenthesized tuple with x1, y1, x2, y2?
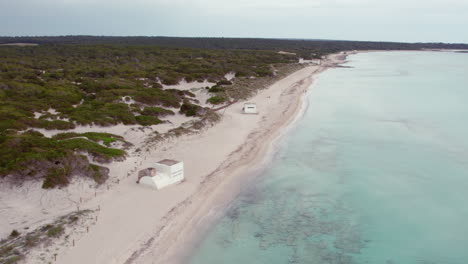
(188, 51, 468, 264)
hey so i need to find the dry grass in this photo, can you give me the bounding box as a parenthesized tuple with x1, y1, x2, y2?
(0, 210, 92, 264)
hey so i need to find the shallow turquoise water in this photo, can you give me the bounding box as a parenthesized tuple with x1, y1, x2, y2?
(189, 51, 468, 264)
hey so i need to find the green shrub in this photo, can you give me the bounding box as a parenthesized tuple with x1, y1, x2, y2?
(255, 67, 272, 77)
(46, 225, 64, 238)
(208, 86, 224, 93)
(0, 131, 124, 183)
(39, 120, 76, 130)
(160, 73, 181, 85)
(133, 90, 181, 108)
(234, 70, 248, 77)
(53, 132, 125, 146)
(59, 138, 125, 161)
(88, 164, 105, 184)
(217, 80, 232, 85)
(9, 230, 20, 238)
(0, 131, 67, 175)
(207, 96, 226, 105)
(179, 102, 200, 117)
(165, 89, 196, 98)
(135, 115, 162, 126)
(81, 132, 123, 146)
(42, 168, 70, 189)
(69, 102, 136, 126)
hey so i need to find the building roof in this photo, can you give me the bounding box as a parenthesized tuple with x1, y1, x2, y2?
(156, 159, 180, 166)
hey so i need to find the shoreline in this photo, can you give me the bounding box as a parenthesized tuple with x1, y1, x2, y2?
(130, 54, 347, 264)
(148, 67, 320, 264)
(116, 50, 460, 264)
(13, 53, 347, 264)
(1, 49, 463, 264)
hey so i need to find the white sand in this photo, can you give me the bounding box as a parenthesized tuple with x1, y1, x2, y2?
(0, 177, 102, 239)
(224, 72, 236, 81)
(162, 80, 216, 90)
(278, 51, 297, 55)
(0, 54, 346, 264)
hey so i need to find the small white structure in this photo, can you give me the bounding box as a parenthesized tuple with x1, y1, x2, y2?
(242, 103, 258, 114)
(137, 159, 184, 189)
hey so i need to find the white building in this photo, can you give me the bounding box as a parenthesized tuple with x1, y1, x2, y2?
(138, 159, 184, 189)
(242, 103, 258, 114)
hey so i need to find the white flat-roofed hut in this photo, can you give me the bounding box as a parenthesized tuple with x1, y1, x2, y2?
(137, 159, 184, 189)
(242, 103, 258, 114)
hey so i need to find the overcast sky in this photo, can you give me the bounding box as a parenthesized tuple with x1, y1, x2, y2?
(1, 0, 468, 43)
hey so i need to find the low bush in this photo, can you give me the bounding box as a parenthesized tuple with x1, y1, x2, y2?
(135, 115, 162, 126)
(46, 225, 64, 238)
(42, 167, 70, 189)
(53, 132, 125, 146)
(208, 86, 224, 93)
(179, 101, 201, 117)
(0, 131, 122, 187)
(59, 138, 125, 162)
(133, 90, 181, 108)
(217, 80, 232, 85)
(9, 230, 20, 239)
(255, 67, 273, 77)
(88, 164, 105, 184)
(207, 96, 226, 105)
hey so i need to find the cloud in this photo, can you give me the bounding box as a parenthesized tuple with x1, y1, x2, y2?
(1, 0, 468, 42)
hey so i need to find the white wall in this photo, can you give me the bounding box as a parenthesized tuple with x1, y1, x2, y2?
(154, 163, 171, 176)
(139, 176, 158, 188)
(141, 161, 184, 189)
(243, 104, 257, 114)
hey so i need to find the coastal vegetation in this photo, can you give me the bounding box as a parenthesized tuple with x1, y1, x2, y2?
(1, 130, 124, 188)
(0, 44, 296, 187)
(2, 37, 467, 188)
(207, 96, 227, 105)
(2, 36, 468, 59)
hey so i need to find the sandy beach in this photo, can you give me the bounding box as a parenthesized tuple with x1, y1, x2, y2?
(1, 53, 347, 264)
(132, 54, 348, 264)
